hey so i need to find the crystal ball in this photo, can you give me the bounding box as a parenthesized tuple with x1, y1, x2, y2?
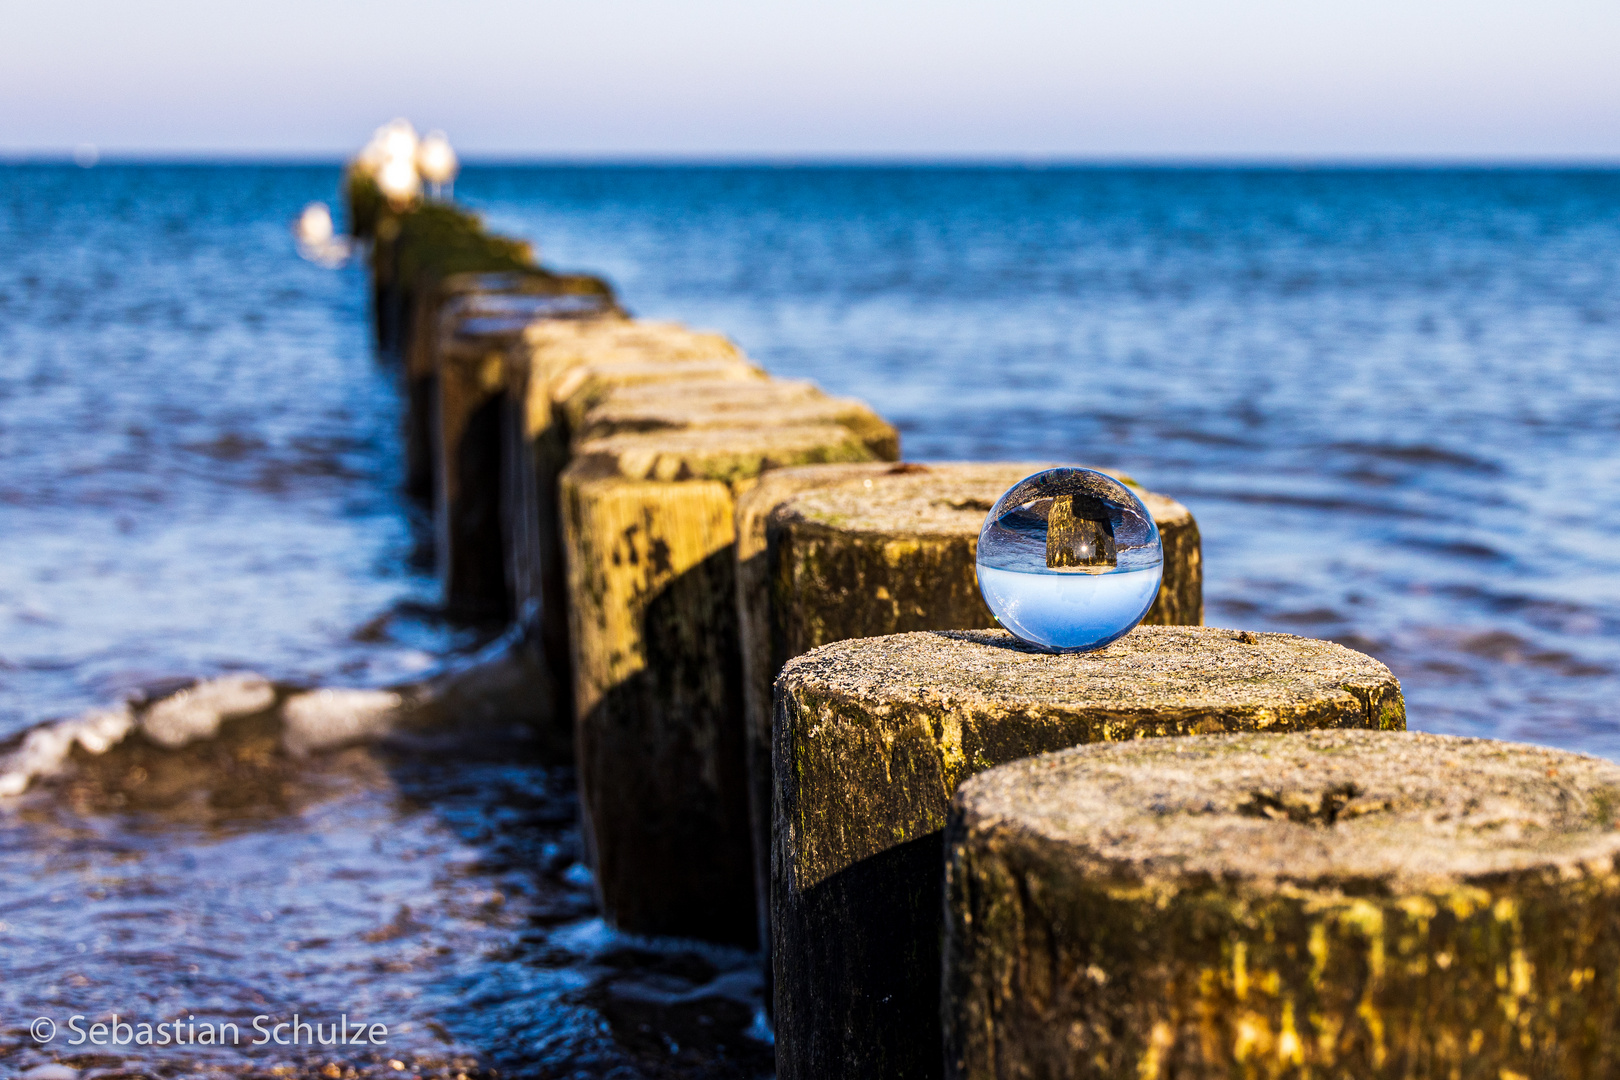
(976, 467, 1163, 653)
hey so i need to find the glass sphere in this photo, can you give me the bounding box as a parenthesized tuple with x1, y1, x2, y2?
(976, 467, 1163, 653)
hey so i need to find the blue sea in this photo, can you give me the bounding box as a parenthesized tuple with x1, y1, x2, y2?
(1, 162, 1618, 1075)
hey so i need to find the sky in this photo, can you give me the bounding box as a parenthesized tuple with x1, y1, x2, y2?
(2, 0, 1617, 161)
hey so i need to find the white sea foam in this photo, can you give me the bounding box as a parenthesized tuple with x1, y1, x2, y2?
(21, 1064, 80, 1080)
(0, 632, 547, 797)
(0, 673, 274, 798)
(0, 705, 135, 797)
(140, 673, 276, 748)
(281, 688, 404, 756)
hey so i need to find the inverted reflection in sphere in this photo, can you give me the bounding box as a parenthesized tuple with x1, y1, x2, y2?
(976, 467, 1162, 653)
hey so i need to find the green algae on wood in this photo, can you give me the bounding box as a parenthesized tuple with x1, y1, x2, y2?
(772, 627, 1403, 1080)
(561, 425, 888, 947)
(946, 728, 1620, 1080)
(365, 194, 612, 371)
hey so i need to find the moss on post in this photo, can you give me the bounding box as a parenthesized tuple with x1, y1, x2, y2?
(561, 424, 885, 947)
(735, 462, 1201, 957)
(773, 627, 1403, 1080)
(947, 728, 1620, 1080)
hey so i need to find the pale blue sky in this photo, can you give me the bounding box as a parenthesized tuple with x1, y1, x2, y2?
(3, 0, 1617, 160)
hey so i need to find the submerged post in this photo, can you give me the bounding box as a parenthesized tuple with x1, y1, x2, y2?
(947, 728, 1620, 1079)
(772, 627, 1404, 1080)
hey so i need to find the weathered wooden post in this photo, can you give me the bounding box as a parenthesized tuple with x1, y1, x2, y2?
(561, 423, 889, 947)
(946, 728, 1620, 1080)
(432, 290, 615, 617)
(403, 272, 518, 501)
(370, 203, 536, 368)
(736, 462, 1201, 953)
(502, 321, 764, 716)
(575, 377, 900, 460)
(406, 269, 617, 501)
(773, 627, 1404, 1080)
(342, 166, 398, 353)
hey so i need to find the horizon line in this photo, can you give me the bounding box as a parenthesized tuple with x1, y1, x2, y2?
(5, 150, 1620, 171)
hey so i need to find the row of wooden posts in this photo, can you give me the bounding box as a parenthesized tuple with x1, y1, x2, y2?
(349, 173, 1620, 1080)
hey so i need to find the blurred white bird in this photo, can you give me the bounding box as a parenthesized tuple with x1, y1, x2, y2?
(417, 131, 459, 199)
(354, 119, 409, 176)
(376, 153, 422, 209)
(377, 118, 419, 164)
(297, 202, 334, 245)
(353, 118, 423, 209)
(347, 118, 458, 217)
(292, 201, 353, 267)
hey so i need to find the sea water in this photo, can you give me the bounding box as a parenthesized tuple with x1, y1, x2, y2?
(6, 163, 1620, 1076)
(976, 563, 1164, 653)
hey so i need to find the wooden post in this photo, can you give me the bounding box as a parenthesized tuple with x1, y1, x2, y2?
(405, 270, 617, 501)
(403, 272, 519, 501)
(370, 203, 536, 367)
(576, 377, 899, 461)
(773, 627, 1404, 1080)
(1045, 494, 1115, 568)
(735, 461, 1201, 958)
(432, 290, 616, 617)
(501, 320, 764, 719)
(561, 424, 886, 947)
(947, 728, 1620, 1080)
